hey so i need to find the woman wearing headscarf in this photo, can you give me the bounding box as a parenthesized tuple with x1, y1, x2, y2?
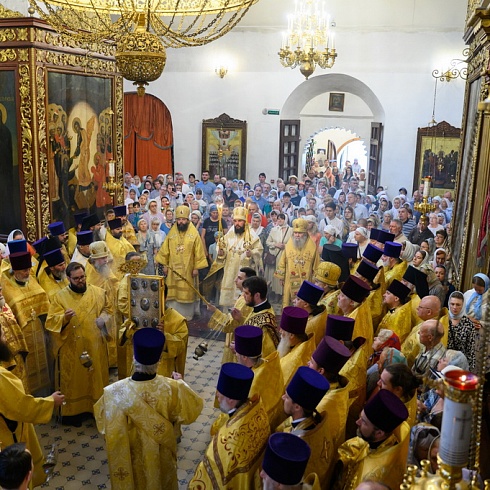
(463, 273, 490, 324)
(411, 249, 430, 269)
(447, 291, 477, 372)
(353, 226, 369, 256)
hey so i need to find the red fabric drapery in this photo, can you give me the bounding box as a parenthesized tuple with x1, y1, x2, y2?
(124, 92, 174, 177)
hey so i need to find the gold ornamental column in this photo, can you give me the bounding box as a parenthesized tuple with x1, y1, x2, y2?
(0, 6, 123, 241)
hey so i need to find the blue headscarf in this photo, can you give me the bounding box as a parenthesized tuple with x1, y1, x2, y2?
(467, 273, 490, 320)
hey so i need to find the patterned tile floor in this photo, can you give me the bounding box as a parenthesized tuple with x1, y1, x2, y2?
(36, 334, 224, 489)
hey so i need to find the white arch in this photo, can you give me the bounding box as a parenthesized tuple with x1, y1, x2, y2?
(281, 73, 385, 121)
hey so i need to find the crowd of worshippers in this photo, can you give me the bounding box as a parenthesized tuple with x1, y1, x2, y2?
(0, 163, 485, 489)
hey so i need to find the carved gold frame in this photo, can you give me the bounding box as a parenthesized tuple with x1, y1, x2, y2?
(0, 11, 123, 241)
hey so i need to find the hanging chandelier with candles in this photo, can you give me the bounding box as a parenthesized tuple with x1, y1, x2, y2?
(28, 0, 258, 94)
(278, 0, 337, 80)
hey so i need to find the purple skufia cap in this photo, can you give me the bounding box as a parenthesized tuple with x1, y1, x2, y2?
(133, 328, 165, 365)
(321, 244, 350, 283)
(44, 248, 65, 267)
(356, 259, 379, 283)
(262, 433, 311, 486)
(7, 240, 27, 254)
(76, 230, 93, 246)
(9, 251, 32, 271)
(369, 228, 380, 242)
(81, 213, 101, 231)
(383, 241, 402, 259)
(32, 237, 48, 255)
(234, 325, 263, 358)
(217, 362, 254, 401)
(341, 242, 359, 260)
(364, 389, 408, 433)
(296, 280, 324, 305)
(108, 218, 122, 230)
(341, 275, 371, 303)
(403, 265, 429, 298)
(74, 211, 88, 226)
(377, 230, 395, 244)
(286, 366, 330, 411)
(280, 306, 309, 335)
(387, 279, 411, 302)
(325, 314, 355, 341)
(363, 243, 383, 263)
(312, 336, 351, 373)
(113, 205, 127, 218)
(48, 221, 66, 236)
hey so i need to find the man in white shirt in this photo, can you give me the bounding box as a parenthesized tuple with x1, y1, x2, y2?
(318, 202, 343, 237)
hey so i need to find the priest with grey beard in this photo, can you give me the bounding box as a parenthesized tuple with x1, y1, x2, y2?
(274, 218, 320, 308)
(85, 241, 119, 368)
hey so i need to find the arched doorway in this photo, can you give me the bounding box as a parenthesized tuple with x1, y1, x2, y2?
(279, 74, 385, 191)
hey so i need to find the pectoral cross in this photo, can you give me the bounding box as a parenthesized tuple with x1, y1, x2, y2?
(176, 244, 185, 253)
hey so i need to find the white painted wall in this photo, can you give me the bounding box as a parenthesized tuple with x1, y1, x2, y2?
(131, 26, 465, 197)
(5, 0, 467, 196)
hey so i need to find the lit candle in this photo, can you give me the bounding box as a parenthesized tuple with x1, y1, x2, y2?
(423, 178, 429, 198)
(108, 161, 115, 178)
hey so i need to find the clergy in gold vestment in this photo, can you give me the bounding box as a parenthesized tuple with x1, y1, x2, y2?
(337, 275, 373, 345)
(333, 390, 410, 490)
(233, 276, 280, 359)
(0, 328, 65, 488)
(236, 326, 285, 429)
(275, 218, 319, 308)
(157, 305, 188, 377)
(155, 206, 208, 320)
(376, 279, 413, 342)
(357, 243, 387, 329)
(1, 251, 51, 394)
(85, 242, 121, 368)
(313, 261, 342, 315)
(207, 266, 254, 365)
(308, 336, 353, 488)
(189, 363, 270, 489)
(381, 241, 407, 288)
(95, 328, 202, 490)
(401, 264, 430, 322)
(37, 248, 69, 300)
(278, 306, 316, 388)
(294, 280, 328, 347)
(113, 205, 139, 248)
(276, 366, 331, 488)
(105, 218, 136, 281)
(216, 207, 264, 307)
(46, 262, 112, 417)
(0, 287, 29, 391)
(260, 432, 321, 490)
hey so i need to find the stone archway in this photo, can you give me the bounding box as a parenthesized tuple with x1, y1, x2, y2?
(281, 73, 385, 121)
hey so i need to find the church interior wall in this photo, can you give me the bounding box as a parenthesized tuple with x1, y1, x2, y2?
(5, 0, 468, 193)
(127, 22, 466, 193)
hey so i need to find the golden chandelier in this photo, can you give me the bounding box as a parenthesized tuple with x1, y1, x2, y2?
(278, 0, 337, 80)
(28, 0, 258, 93)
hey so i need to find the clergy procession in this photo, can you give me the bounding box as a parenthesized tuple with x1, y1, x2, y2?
(0, 167, 482, 490)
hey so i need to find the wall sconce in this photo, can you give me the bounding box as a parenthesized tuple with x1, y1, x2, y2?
(215, 65, 228, 78)
(432, 48, 470, 82)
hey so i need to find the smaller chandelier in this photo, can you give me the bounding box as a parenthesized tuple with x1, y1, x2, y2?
(278, 0, 337, 80)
